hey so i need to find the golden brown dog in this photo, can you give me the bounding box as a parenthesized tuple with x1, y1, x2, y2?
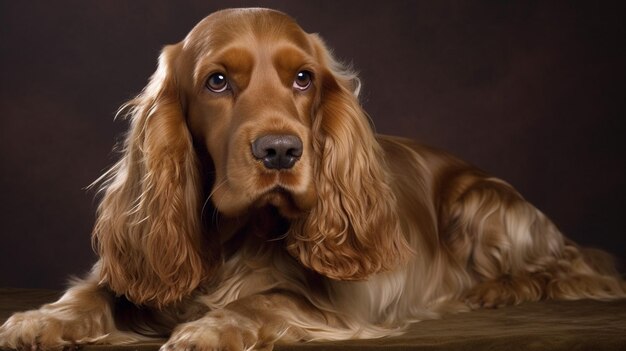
(1, 8, 624, 351)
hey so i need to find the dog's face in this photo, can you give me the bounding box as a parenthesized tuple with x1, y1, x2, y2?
(176, 9, 320, 218)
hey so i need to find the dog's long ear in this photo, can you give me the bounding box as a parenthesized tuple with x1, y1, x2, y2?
(92, 44, 220, 307)
(287, 36, 411, 280)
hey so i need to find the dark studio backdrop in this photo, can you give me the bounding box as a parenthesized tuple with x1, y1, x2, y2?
(1, 1, 624, 290)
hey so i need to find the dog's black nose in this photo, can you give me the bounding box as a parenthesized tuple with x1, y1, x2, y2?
(251, 134, 303, 170)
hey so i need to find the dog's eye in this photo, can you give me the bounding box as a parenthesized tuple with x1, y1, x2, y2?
(293, 71, 312, 91)
(205, 73, 229, 93)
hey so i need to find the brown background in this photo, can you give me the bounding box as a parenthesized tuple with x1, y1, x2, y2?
(1, 1, 624, 289)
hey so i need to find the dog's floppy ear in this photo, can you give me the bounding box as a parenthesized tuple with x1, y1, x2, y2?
(287, 35, 411, 280)
(92, 43, 220, 307)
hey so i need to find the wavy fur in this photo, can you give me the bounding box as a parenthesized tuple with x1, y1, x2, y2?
(92, 44, 219, 307)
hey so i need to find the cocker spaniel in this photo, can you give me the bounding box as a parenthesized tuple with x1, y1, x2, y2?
(2, 8, 625, 351)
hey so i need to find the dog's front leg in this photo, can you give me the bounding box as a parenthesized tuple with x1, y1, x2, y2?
(0, 274, 140, 350)
(161, 292, 324, 351)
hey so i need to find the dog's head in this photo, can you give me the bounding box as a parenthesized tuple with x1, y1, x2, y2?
(93, 9, 409, 307)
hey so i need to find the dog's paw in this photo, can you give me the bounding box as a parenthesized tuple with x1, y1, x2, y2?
(464, 275, 544, 309)
(160, 310, 273, 351)
(0, 310, 106, 351)
(464, 282, 514, 309)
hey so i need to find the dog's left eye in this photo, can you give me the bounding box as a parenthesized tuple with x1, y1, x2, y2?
(205, 73, 230, 93)
(293, 71, 312, 91)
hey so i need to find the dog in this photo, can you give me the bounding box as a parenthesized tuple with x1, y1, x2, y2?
(1, 8, 624, 351)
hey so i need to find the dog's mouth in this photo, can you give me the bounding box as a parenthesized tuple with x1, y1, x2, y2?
(254, 186, 305, 218)
(210, 152, 317, 218)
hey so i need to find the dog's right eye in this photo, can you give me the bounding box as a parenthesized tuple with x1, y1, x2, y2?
(205, 73, 230, 93)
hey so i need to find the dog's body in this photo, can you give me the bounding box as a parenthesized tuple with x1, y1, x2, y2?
(1, 8, 624, 351)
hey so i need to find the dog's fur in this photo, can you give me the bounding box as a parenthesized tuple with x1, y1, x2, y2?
(1, 8, 624, 351)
